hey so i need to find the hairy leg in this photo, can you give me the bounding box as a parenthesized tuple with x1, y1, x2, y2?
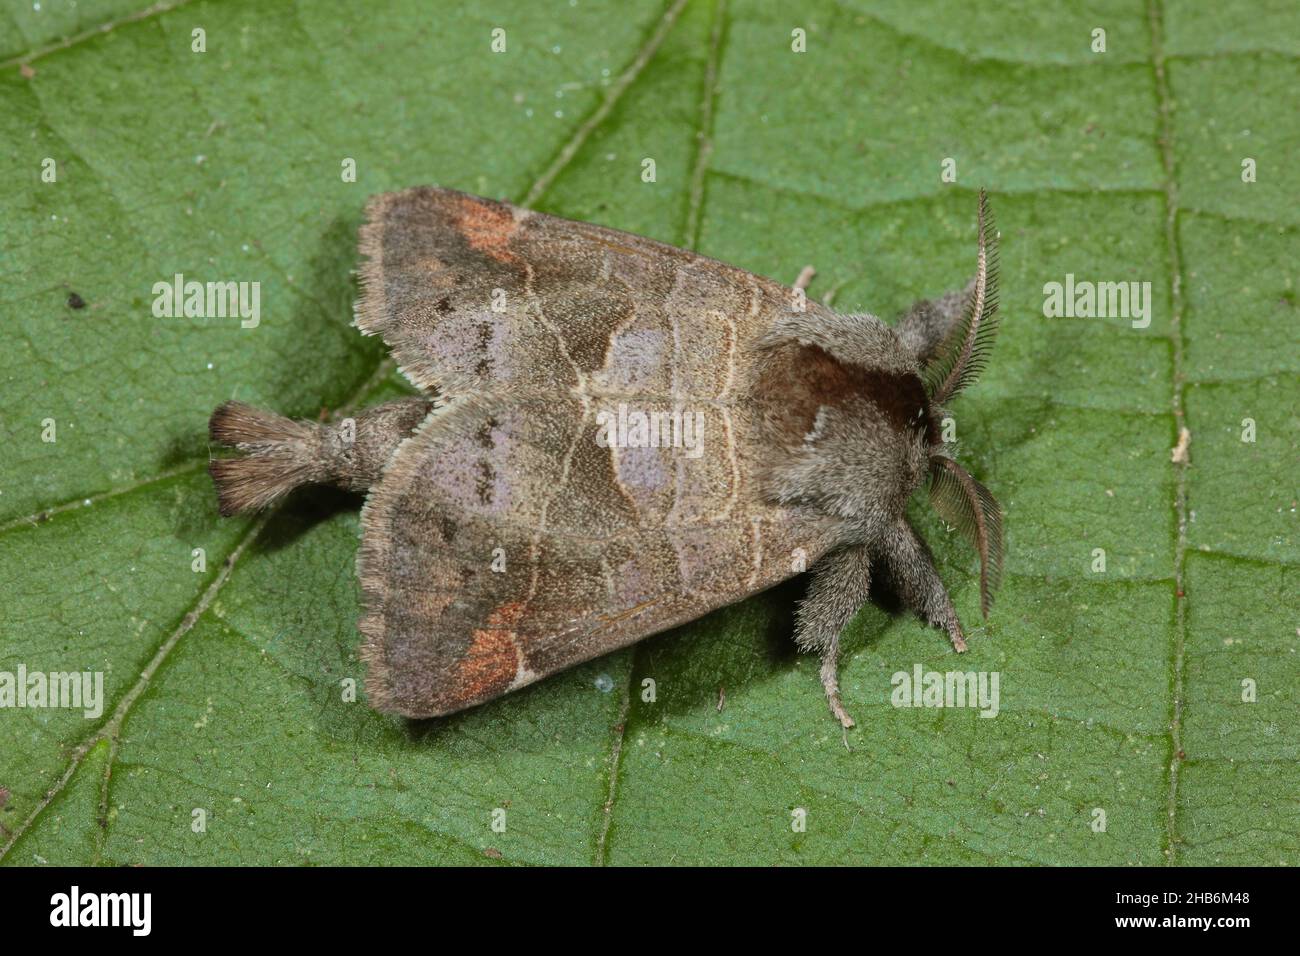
(876, 518, 966, 652)
(796, 543, 872, 728)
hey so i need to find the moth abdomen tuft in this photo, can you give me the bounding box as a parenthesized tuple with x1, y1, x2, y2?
(208, 452, 319, 517)
(208, 400, 317, 449)
(208, 401, 326, 516)
(208, 398, 434, 516)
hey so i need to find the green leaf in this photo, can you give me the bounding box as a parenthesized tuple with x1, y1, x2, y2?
(1, 0, 1295, 866)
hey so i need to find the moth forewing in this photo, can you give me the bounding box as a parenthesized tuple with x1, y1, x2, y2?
(348, 188, 844, 718)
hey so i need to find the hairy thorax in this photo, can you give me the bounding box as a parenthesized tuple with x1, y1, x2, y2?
(750, 339, 937, 532)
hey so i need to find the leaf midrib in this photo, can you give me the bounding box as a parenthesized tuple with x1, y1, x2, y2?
(1145, 0, 1190, 865)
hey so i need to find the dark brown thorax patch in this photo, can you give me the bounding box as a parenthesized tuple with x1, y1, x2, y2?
(759, 344, 938, 446)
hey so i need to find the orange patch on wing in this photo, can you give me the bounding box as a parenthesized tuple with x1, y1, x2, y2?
(457, 195, 519, 264)
(457, 601, 525, 701)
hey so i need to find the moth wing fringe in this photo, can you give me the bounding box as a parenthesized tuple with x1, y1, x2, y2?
(356, 395, 477, 717)
(353, 187, 454, 398)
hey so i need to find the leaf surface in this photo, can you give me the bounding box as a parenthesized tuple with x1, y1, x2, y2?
(1, 0, 1295, 865)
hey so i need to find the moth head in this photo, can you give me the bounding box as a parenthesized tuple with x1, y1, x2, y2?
(920, 189, 1004, 617)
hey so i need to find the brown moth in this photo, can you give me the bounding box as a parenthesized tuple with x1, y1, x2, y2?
(208, 186, 1003, 728)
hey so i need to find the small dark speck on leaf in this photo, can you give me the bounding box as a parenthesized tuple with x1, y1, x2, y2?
(67, 292, 87, 310)
(1177, 750, 1186, 760)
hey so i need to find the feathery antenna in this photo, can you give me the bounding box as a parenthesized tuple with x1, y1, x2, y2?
(924, 189, 1000, 405)
(928, 455, 1004, 617)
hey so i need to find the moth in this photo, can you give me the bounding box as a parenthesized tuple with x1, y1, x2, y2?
(209, 186, 1003, 728)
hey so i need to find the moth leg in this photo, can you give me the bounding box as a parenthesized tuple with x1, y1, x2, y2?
(877, 518, 967, 652)
(793, 265, 816, 292)
(796, 544, 872, 728)
(894, 275, 975, 366)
